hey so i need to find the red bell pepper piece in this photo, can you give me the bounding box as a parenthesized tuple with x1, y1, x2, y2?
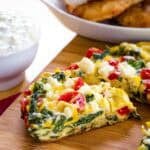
(86, 47, 103, 58)
(108, 60, 119, 69)
(67, 63, 79, 70)
(140, 69, 150, 79)
(117, 106, 130, 116)
(108, 71, 120, 80)
(58, 91, 78, 102)
(74, 77, 84, 90)
(59, 91, 85, 111)
(20, 98, 29, 113)
(24, 89, 32, 96)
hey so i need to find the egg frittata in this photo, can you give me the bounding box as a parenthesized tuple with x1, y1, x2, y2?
(21, 70, 139, 141)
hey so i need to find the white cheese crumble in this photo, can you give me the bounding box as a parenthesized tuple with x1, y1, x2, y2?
(146, 62, 150, 68)
(98, 61, 115, 78)
(89, 101, 100, 112)
(118, 62, 136, 78)
(48, 77, 61, 87)
(65, 0, 88, 7)
(64, 107, 73, 118)
(44, 83, 52, 91)
(78, 57, 95, 74)
(79, 84, 91, 95)
(0, 11, 39, 56)
(64, 78, 74, 88)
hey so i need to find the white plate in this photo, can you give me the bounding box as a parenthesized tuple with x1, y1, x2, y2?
(43, 0, 150, 43)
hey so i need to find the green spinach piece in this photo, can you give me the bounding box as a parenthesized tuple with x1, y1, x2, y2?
(76, 70, 84, 77)
(93, 50, 109, 60)
(41, 108, 53, 117)
(53, 115, 66, 133)
(29, 94, 38, 113)
(127, 59, 145, 70)
(52, 72, 66, 82)
(28, 113, 43, 124)
(86, 94, 95, 103)
(41, 77, 48, 84)
(32, 82, 46, 97)
(74, 111, 103, 127)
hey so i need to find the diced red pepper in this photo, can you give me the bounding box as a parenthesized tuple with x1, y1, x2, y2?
(86, 47, 103, 58)
(74, 77, 84, 90)
(58, 91, 85, 111)
(67, 63, 79, 70)
(108, 60, 119, 69)
(58, 91, 78, 102)
(117, 106, 130, 116)
(140, 69, 150, 79)
(71, 93, 85, 111)
(20, 98, 29, 113)
(108, 71, 120, 80)
(24, 115, 29, 128)
(24, 89, 32, 96)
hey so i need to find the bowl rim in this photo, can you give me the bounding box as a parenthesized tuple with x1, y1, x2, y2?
(44, 0, 150, 31)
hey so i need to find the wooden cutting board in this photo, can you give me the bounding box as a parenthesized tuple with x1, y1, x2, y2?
(0, 36, 150, 150)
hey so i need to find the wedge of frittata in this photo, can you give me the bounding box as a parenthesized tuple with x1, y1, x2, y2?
(69, 42, 150, 103)
(21, 70, 139, 141)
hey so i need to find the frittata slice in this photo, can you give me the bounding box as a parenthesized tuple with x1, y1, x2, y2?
(21, 70, 139, 141)
(138, 122, 150, 150)
(69, 42, 150, 103)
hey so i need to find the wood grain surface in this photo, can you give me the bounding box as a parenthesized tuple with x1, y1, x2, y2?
(0, 36, 150, 150)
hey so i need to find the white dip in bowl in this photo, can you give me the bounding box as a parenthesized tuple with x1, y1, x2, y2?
(0, 11, 40, 91)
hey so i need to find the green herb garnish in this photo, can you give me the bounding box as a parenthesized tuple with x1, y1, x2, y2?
(127, 59, 145, 70)
(52, 72, 66, 82)
(93, 50, 109, 60)
(53, 115, 66, 133)
(74, 111, 103, 127)
(86, 94, 95, 103)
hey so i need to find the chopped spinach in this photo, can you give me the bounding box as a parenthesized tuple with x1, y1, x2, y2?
(29, 82, 46, 114)
(53, 115, 66, 133)
(52, 72, 66, 82)
(111, 46, 140, 58)
(32, 82, 46, 97)
(41, 108, 53, 117)
(41, 77, 48, 84)
(127, 59, 145, 70)
(73, 111, 103, 127)
(118, 77, 123, 82)
(28, 113, 42, 124)
(76, 70, 84, 77)
(106, 115, 118, 122)
(86, 94, 95, 103)
(29, 94, 38, 113)
(28, 108, 53, 124)
(93, 50, 109, 60)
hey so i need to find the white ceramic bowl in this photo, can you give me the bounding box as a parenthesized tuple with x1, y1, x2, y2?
(44, 0, 150, 43)
(0, 42, 39, 91)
